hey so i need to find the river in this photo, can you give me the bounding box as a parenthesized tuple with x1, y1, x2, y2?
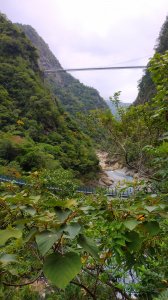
(97, 151, 134, 188)
(105, 169, 133, 186)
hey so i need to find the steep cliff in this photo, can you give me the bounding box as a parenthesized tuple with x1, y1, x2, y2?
(134, 16, 168, 105)
(0, 14, 99, 175)
(17, 24, 108, 115)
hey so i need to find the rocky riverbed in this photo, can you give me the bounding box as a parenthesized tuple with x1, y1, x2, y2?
(97, 151, 139, 187)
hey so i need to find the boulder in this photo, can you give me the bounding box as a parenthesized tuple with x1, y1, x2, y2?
(111, 162, 123, 170)
(99, 174, 114, 186)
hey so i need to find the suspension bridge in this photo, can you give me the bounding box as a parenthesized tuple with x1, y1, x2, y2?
(0, 174, 133, 198)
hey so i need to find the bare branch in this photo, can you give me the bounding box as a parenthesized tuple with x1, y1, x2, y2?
(2, 271, 42, 287)
(71, 280, 96, 300)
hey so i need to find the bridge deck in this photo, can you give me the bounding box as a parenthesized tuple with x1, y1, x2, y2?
(0, 175, 133, 198)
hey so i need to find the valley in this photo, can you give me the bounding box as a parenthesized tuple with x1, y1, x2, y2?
(0, 12, 168, 300)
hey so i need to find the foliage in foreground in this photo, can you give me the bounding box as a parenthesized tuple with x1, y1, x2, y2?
(0, 167, 168, 300)
(1, 13, 168, 300)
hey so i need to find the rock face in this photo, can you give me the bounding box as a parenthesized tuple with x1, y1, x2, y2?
(96, 152, 109, 169)
(97, 151, 123, 171)
(99, 173, 114, 186)
(134, 16, 168, 106)
(110, 162, 123, 171)
(97, 151, 136, 187)
(16, 24, 108, 115)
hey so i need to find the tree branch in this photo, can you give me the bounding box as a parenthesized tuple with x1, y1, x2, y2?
(84, 268, 134, 300)
(71, 280, 96, 300)
(2, 272, 42, 287)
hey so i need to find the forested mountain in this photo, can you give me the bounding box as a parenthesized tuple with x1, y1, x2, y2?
(1, 12, 168, 300)
(0, 14, 99, 176)
(134, 16, 168, 105)
(16, 24, 108, 115)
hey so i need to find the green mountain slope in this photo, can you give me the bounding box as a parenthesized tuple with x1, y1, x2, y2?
(17, 24, 108, 115)
(0, 14, 99, 175)
(134, 16, 168, 105)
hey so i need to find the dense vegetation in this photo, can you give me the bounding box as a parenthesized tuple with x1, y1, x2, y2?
(1, 165, 168, 300)
(16, 24, 110, 149)
(17, 24, 108, 115)
(98, 47, 168, 179)
(134, 16, 168, 105)
(0, 14, 99, 177)
(0, 13, 168, 300)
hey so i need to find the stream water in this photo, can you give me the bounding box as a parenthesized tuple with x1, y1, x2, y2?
(105, 169, 133, 186)
(97, 151, 135, 193)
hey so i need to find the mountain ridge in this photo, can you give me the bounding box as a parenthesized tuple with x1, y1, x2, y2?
(134, 15, 168, 105)
(0, 14, 99, 176)
(16, 24, 108, 115)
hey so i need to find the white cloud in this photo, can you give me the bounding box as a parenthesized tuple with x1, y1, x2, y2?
(0, 0, 167, 102)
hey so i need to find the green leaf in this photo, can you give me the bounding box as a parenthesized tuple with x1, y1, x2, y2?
(0, 228, 22, 246)
(43, 252, 81, 289)
(124, 219, 138, 231)
(78, 234, 99, 259)
(30, 195, 41, 203)
(115, 239, 126, 246)
(36, 230, 62, 256)
(21, 206, 36, 216)
(54, 199, 76, 208)
(0, 254, 17, 265)
(63, 223, 81, 239)
(159, 204, 166, 209)
(145, 206, 157, 212)
(55, 207, 70, 223)
(142, 221, 160, 236)
(125, 231, 142, 252)
(24, 228, 38, 243)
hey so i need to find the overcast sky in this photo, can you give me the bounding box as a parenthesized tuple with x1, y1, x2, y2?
(0, 0, 167, 102)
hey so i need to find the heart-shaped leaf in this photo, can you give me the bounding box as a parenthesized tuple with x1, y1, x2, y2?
(55, 207, 70, 223)
(125, 231, 142, 251)
(78, 234, 99, 259)
(0, 228, 22, 246)
(43, 252, 81, 289)
(124, 219, 138, 231)
(142, 221, 160, 236)
(54, 199, 76, 208)
(145, 206, 157, 212)
(36, 230, 62, 256)
(63, 223, 81, 239)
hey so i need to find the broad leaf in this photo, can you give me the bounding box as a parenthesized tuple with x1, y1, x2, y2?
(145, 206, 157, 212)
(78, 234, 99, 259)
(54, 199, 76, 208)
(124, 219, 138, 231)
(30, 195, 41, 203)
(63, 223, 81, 239)
(21, 206, 36, 216)
(142, 221, 160, 236)
(36, 230, 62, 256)
(43, 252, 81, 289)
(0, 254, 17, 265)
(125, 231, 142, 252)
(0, 228, 22, 246)
(55, 207, 70, 223)
(24, 228, 38, 243)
